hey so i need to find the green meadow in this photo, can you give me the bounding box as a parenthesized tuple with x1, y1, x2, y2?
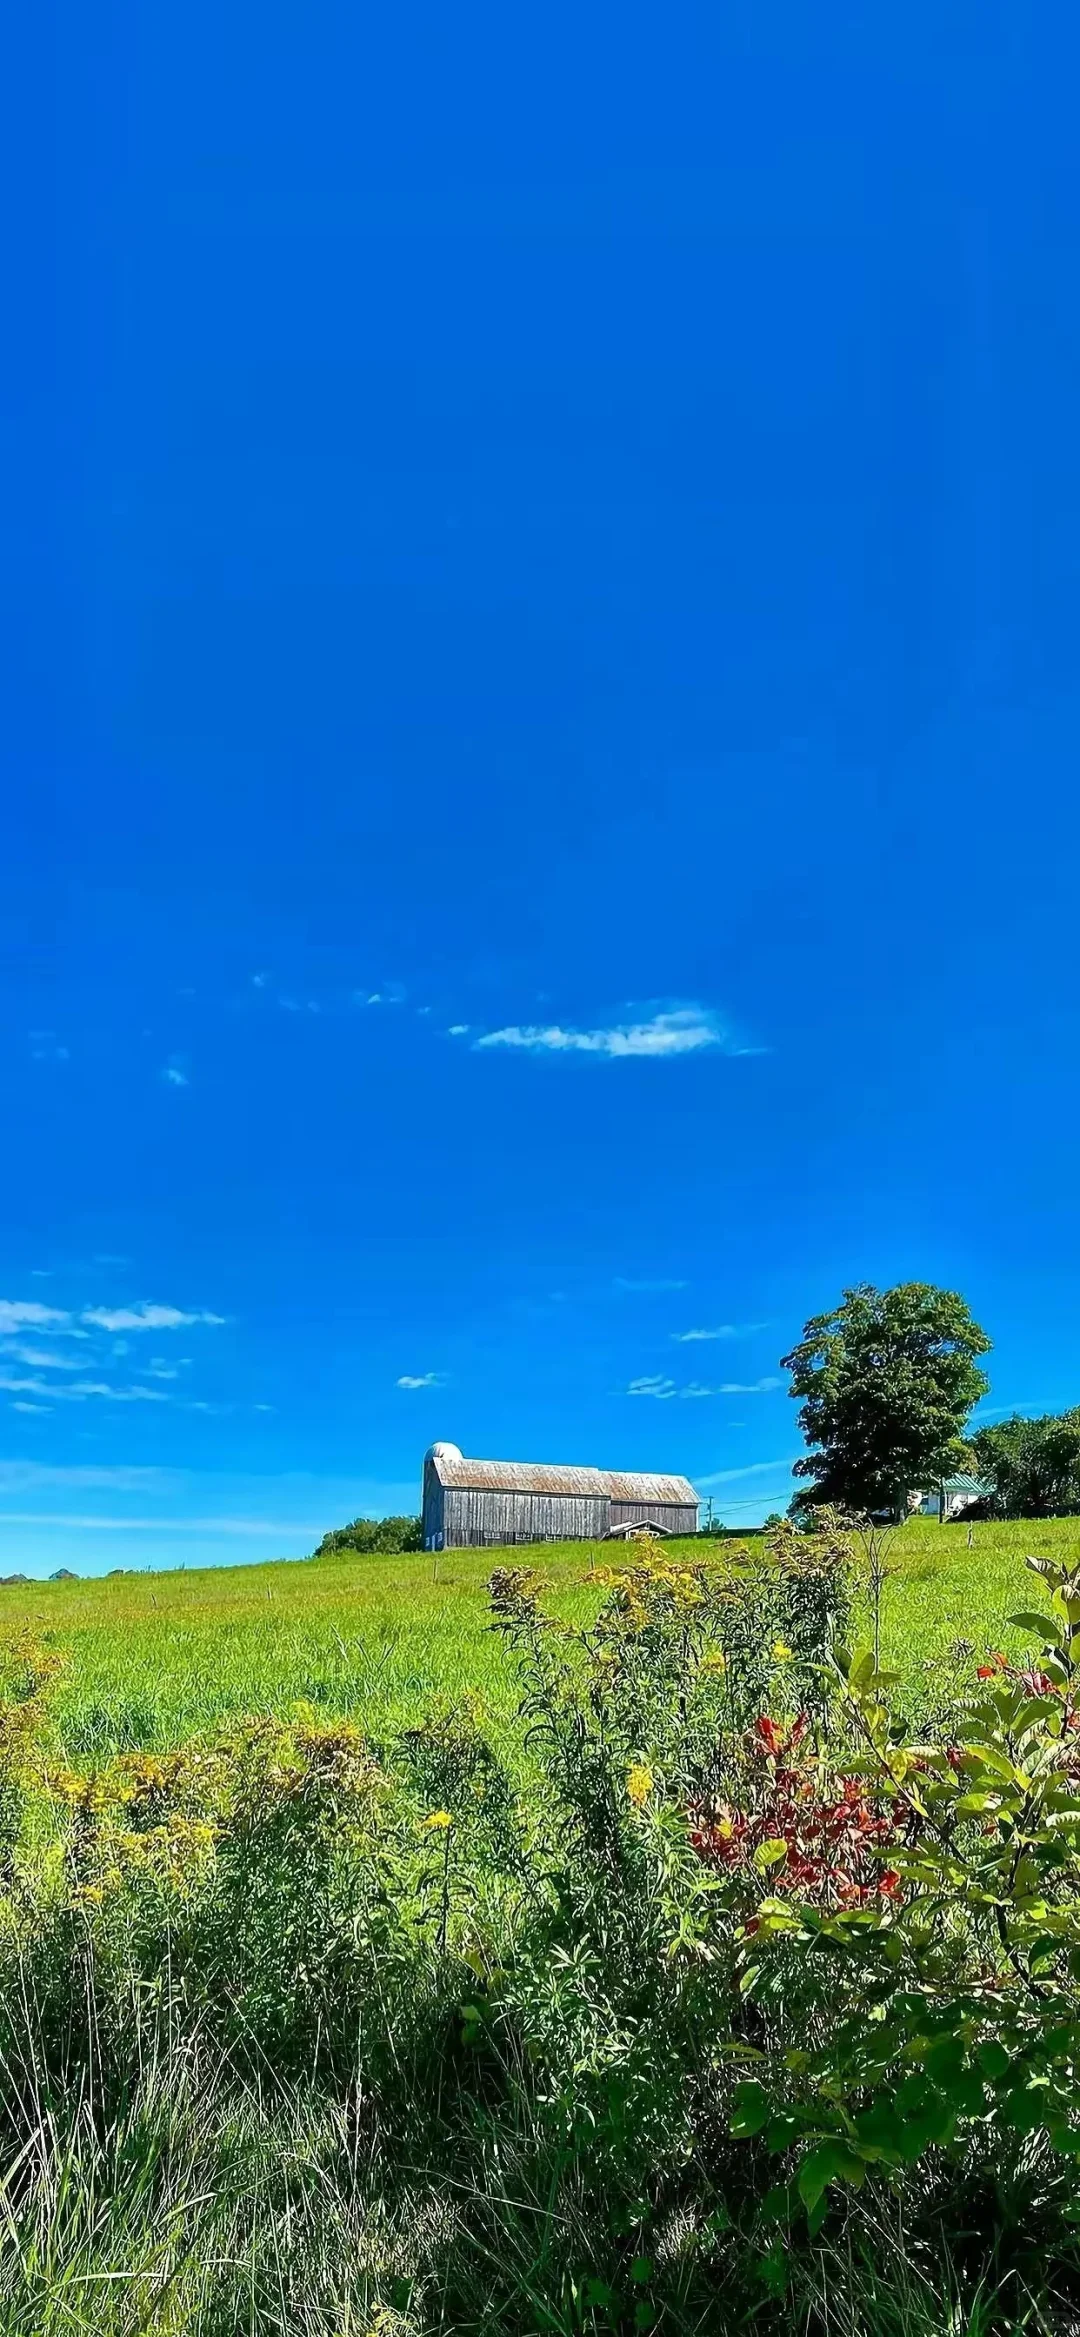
(7, 1512, 1079, 1760)
(0, 1514, 1075, 2331)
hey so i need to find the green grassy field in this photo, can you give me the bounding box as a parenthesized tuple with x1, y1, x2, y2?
(6, 1512, 1080, 1761)
(0, 1513, 1077, 2334)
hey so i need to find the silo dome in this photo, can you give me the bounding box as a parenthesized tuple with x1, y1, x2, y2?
(425, 1441, 462, 1464)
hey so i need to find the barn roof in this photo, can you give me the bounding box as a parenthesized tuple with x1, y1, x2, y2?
(425, 1447, 698, 1505)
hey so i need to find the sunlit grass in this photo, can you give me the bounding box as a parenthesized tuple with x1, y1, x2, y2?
(3, 1515, 1078, 1759)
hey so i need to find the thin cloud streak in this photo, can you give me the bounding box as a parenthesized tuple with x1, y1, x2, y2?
(0, 1375, 170, 1405)
(474, 1006, 748, 1059)
(82, 1305, 225, 1333)
(672, 1324, 767, 1343)
(0, 1463, 170, 1492)
(396, 1372, 444, 1390)
(698, 1457, 800, 1488)
(626, 1374, 781, 1400)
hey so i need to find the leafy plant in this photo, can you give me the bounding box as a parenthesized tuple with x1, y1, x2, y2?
(728, 1548, 1080, 2224)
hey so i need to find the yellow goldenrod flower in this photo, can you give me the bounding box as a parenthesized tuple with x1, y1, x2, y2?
(626, 1763, 654, 1809)
(424, 1809, 453, 1831)
(772, 1640, 793, 1661)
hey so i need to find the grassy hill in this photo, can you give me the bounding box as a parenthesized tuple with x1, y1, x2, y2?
(5, 1512, 1078, 1760)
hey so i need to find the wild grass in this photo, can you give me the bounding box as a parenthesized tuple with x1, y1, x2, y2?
(1, 1514, 1078, 1762)
(0, 1519, 1074, 2332)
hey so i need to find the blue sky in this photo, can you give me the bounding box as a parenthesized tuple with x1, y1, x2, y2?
(5, 3, 1080, 1573)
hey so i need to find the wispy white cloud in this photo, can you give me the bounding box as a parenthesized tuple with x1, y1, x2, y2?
(614, 1277, 687, 1295)
(0, 1463, 169, 1493)
(447, 1024, 470, 1037)
(0, 1301, 73, 1334)
(3, 1347, 86, 1372)
(672, 1324, 766, 1343)
(697, 1457, 799, 1489)
(475, 1006, 752, 1059)
(626, 1373, 780, 1400)
(81, 1305, 225, 1333)
(0, 1375, 169, 1405)
(359, 982, 407, 1007)
(970, 1401, 1048, 1420)
(10, 1402, 51, 1415)
(396, 1372, 445, 1391)
(161, 1064, 189, 1088)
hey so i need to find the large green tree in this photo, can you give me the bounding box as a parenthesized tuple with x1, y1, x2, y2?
(782, 1281, 991, 1518)
(969, 1410, 1080, 1519)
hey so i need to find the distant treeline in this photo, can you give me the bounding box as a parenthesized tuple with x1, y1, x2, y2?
(311, 1515, 423, 1559)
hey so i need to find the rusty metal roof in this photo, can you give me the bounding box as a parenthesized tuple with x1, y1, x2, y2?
(427, 1452, 698, 1504)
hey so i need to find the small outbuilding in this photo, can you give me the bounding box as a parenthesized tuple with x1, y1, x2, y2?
(915, 1473, 991, 1521)
(422, 1443, 699, 1550)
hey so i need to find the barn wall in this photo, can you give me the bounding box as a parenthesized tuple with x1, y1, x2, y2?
(442, 1487, 610, 1548)
(609, 1501, 699, 1533)
(422, 1460, 445, 1549)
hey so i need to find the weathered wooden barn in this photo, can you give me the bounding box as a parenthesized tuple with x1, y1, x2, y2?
(421, 1442, 699, 1550)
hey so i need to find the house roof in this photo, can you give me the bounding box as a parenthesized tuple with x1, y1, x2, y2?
(942, 1473, 992, 1497)
(425, 1446, 698, 1505)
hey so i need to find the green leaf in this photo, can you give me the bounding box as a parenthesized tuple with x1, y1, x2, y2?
(952, 2072, 987, 2118)
(630, 2256, 653, 2286)
(797, 2141, 865, 2211)
(1002, 2087, 1048, 2136)
(923, 2034, 966, 2088)
(797, 2145, 840, 2211)
(977, 2040, 1011, 2082)
(1008, 1611, 1064, 1642)
(731, 2080, 771, 2137)
(754, 1838, 789, 1871)
(853, 2099, 906, 2161)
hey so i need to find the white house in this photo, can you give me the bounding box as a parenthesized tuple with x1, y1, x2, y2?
(915, 1472, 990, 1521)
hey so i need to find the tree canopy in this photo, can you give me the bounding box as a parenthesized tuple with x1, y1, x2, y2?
(312, 1514, 423, 1559)
(969, 1410, 1080, 1519)
(782, 1281, 991, 1518)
